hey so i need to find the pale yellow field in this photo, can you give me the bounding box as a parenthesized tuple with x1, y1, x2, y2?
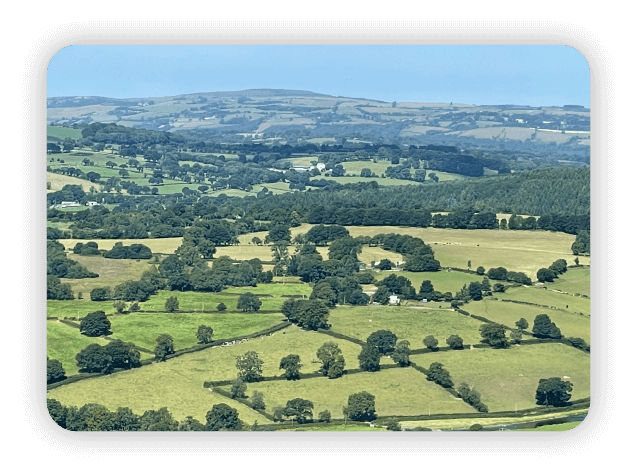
(47, 172, 99, 193)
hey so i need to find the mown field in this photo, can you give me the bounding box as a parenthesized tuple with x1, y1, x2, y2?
(108, 312, 285, 351)
(328, 305, 485, 347)
(410, 344, 590, 412)
(233, 367, 474, 419)
(462, 299, 590, 343)
(494, 286, 590, 316)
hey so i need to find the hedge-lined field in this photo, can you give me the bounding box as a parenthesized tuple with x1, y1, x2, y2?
(47, 321, 111, 374)
(494, 286, 590, 316)
(139, 290, 286, 312)
(328, 305, 486, 347)
(410, 344, 590, 412)
(549, 267, 591, 296)
(233, 367, 474, 419)
(108, 312, 285, 351)
(374, 270, 482, 296)
(462, 300, 590, 343)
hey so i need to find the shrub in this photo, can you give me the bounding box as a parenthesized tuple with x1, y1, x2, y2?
(47, 359, 66, 384)
(423, 335, 439, 351)
(90, 287, 111, 302)
(216, 302, 227, 311)
(386, 419, 402, 431)
(113, 300, 127, 314)
(164, 296, 179, 313)
(446, 335, 464, 350)
(230, 379, 247, 399)
(318, 410, 331, 423)
(469, 424, 483, 431)
(251, 391, 266, 411)
(237, 293, 262, 312)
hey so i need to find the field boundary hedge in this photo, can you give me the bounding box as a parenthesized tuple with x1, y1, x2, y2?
(491, 298, 587, 316)
(315, 328, 366, 346)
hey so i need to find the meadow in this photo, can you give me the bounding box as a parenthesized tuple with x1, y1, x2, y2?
(328, 305, 486, 347)
(47, 172, 98, 193)
(139, 290, 286, 313)
(462, 299, 590, 343)
(549, 267, 590, 296)
(374, 269, 482, 296)
(108, 312, 285, 351)
(234, 367, 474, 419)
(410, 344, 590, 412)
(494, 286, 590, 316)
(47, 321, 111, 374)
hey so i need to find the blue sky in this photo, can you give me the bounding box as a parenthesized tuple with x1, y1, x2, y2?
(47, 45, 590, 107)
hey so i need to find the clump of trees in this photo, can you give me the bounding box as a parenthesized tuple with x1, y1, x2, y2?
(279, 354, 302, 380)
(536, 259, 568, 282)
(571, 230, 590, 255)
(532, 314, 562, 339)
(535, 377, 573, 407)
(391, 340, 411, 366)
(73, 241, 101, 256)
(424, 362, 454, 388)
(457, 383, 488, 412)
(47, 275, 75, 300)
(47, 358, 66, 384)
(479, 323, 509, 348)
(76, 340, 141, 373)
(344, 391, 376, 421)
(79, 310, 111, 337)
(48, 240, 98, 279)
(281, 298, 330, 330)
(237, 293, 262, 312)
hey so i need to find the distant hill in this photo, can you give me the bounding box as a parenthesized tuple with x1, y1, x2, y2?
(47, 89, 590, 150)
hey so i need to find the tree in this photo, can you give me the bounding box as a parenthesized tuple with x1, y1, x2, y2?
(366, 330, 398, 354)
(205, 404, 243, 431)
(377, 259, 394, 270)
(493, 283, 505, 293)
(251, 391, 266, 411)
(76, 340, 140, 374)
(112, 407, 141, 431)
(252, 237, 262, 245)
(469, 423, 483, 431)
(476, 266, 485, 275)
(468, 282, 483, 300)
(358, 344, 382, 371)
(47, 358, 66, 384)
(164, 296, 179, 312)
(316, 342, 346, 379)
(425, 362, 454, 388)
(230, 379, 247, 398)
(318, 410, 331, 423)
(282, 398, 314, 424)
(113, 300, 127, 314)
(386, 419, 402, 431)
(535, 377, 573, 407)
(216, 302, 227, 311)
(279, 354, 302, 380)
(237, 292, 262, 312)
(479, 323, 509, 348)
(510, 329, 523, 344)
(515, 318, 529, 330)
(537, 268, 556, 282)
(154, 334, 174, 362)
(446, 335, 464, 350)
(487, 267, 508, 281)
(236, 351, 264, 382)
(345, 392, 376, 421)
(391, 340, 411, 366)
(196, 325, 214, 344)
(296, 299, 330, 330)
(129, 302, 140, 313)
(403, 254, 441, 272)
(79, 310, 111, 337)
(178, 416, 205, 431)
(532, 314, 562, 339)
(423, 335, 439, 351)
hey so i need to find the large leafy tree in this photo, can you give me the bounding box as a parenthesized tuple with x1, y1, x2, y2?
(196, 325, 214, 344)
(358, 344, 382, 372)
(425, 362, 454, 388)
(236, 292, 262, 312)
(344, 392, 376, 421)
(154, 334, 175, 362)
(479, 323, 509, 348)
(47, 358, 66, 384)
(316, 342, 346, 379)
(205, 404, 243, 431)
(391, 340, 411, 367)
(279, 354, 302, 380)
(366, 330, 398, 354)
(79, 310, 111, 337)
(532, 314, 563, 339)
(236, 351, 264, 383)
(535, 377, 573, 407)
(283, 398, 314, 424)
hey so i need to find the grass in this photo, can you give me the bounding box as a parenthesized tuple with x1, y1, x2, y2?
(287, 424, 386, 431)
(517, 422, 581, 431)
(494, 286, 590, 316)
(47, 300, 118, 319)
(47, 366, 273, 425)
(47, 321, 110, 374)
(47, 172, 99, 193)
(223, 283, 312, 297)
(57, 238, 183, 254)
(139, 290, 287, 313)
(108, 312, 285, 350)
(328, 305, 486, 347)
(340, 160, 393, 175)
(235, 367, 474, 419)
(47, 125, 83, 140)
(410, 344, 590, 412)
(375, 270, 482, 296)
(343, 226, 588, 278)
(550, 267, 590, 296)
(462, 299, 590, 343)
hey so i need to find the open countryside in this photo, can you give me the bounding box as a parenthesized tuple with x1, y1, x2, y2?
(46, 86, 589, 430)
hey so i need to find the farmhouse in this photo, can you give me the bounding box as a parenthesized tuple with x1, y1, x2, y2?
(389, 295, 400, 305)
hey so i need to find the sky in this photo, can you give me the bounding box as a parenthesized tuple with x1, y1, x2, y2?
(47, 45, 590, 107)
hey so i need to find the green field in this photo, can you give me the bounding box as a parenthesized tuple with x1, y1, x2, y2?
(47, 365, 273, 425)
(108, 312, 285, 351)
(462, 299, 590, 343)
(47, 125, 83, 140)
(328, 305, 485, 347)
(224, 283, 312, 297)
(286, 424, 386, 431)
(494, 286, 590, 316)
(375, 270, 482, 296)
(139, 290, 286, 313)
(410, 344, 590, 412)
(549, 267, 590, 296)
(235, 367, 474, 419)
(518, 422, 581, 431)
(47, 321, 110, 374)
(47, 300, 117, 319)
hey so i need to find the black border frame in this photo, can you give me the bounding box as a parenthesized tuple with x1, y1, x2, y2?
(26, 21, 614, 457)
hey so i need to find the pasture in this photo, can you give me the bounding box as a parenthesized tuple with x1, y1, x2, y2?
(518, 422, 581, 431)
(47, 125, 83, 140)
(139, 290, 286, 313)
(328, 305, 486, 347)
(47, 321, 110, 374)
(549, 267, 590, 296)
(375, 270, 482, 296)
(236, 367, 474, 419)
(108, 312, 285, 351)
(47, 172, 98, 193)
(410, 344, 590, 412)
(462, 299, 590, 343)
(494, 286, 590, 316)
(47, 364, 273, 425)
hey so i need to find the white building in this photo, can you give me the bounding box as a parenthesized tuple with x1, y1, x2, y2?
(389, 295, 400, 305)
(316, 163, 326, 172)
